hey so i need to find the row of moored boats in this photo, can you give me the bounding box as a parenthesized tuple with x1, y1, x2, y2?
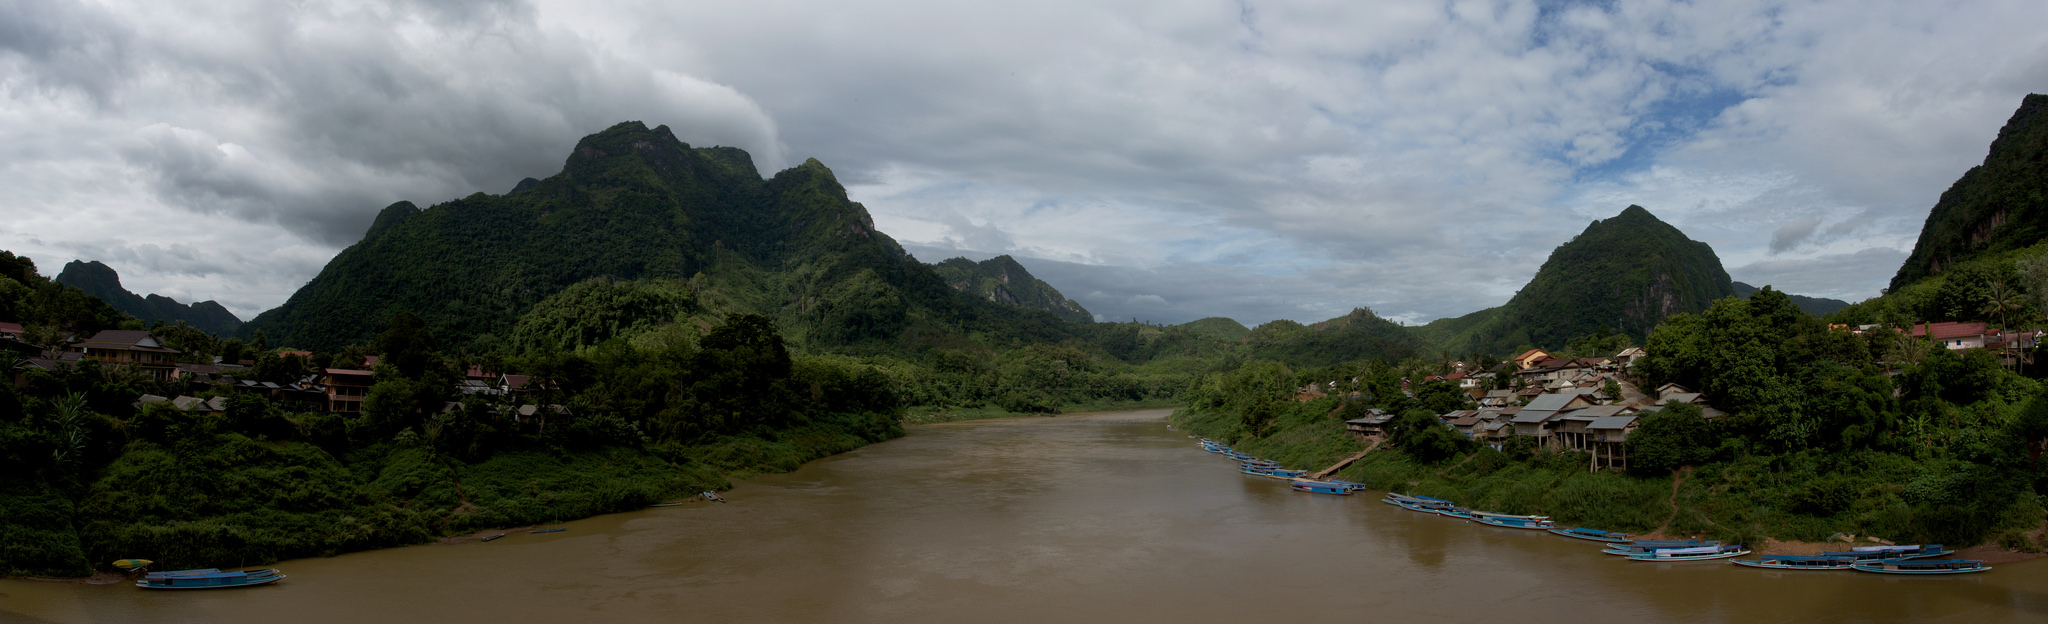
(1195, 436, 1990, 575)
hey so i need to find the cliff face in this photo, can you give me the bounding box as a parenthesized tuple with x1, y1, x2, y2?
(1892, 94, 2048, 290)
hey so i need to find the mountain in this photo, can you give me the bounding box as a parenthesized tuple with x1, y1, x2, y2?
(1891, 94, 2048, 290)
(1244, 308, 1424, 367)
(1415, 205, 1732, 355)
(1731, 281, 1849, 316)
(55, 260, 241, 335)
(931, 255, 1092, 323)
(1176, 317, 1250, 341)
(240, 122, 1078, 352)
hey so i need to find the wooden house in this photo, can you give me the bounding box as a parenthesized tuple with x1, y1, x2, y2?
(72, 330, 180, 381)
(323, 368, 373, 413)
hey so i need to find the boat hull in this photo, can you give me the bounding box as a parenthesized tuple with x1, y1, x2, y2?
(1547, 528, 1631, 543)
(1472, 516, 1554, 530)
(1628, 549, 1750, 562)
(1730, 558, 1855, 571)
(1850, 560, 1990, 575)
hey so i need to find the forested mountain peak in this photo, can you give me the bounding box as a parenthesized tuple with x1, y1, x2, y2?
(1414, 205, 1731, 355)
(238, 122, 1080, 352)
(1892, 94, 2048, 290)
(54, 260, 240, 335)
(930, 255, 1092, 323)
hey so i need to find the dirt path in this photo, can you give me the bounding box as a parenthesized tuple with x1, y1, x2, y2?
(1616, 377, 1655, 407)
(1310, 439, 1380, 479)
(1646, 467, 1690, 538)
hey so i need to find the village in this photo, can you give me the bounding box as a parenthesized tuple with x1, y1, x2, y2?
(1331, 321, 2042, 472)
(3, 325, 567, 423)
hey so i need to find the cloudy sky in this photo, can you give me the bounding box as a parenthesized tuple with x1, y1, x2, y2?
(4, 0, 2046, 327)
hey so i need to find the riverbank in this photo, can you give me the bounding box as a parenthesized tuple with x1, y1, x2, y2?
(1172, 400, 2048, 559)
(902, 398, 1182, 425)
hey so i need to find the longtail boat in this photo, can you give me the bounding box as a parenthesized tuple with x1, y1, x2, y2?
(1468, 510, 1551, 521)
(1627, 545, 1750, 562)
(1850, 559, 1989, 575)
(1289, 480, 1355, 495)
(1843, 544, 1952, 560)
(136, 569, 285, 590)
(1603, 540, 1718, 556)
(1471, 515, 1555, 530)
(1730, 555, 1857, 571)
(1547, 527, 1633, 543)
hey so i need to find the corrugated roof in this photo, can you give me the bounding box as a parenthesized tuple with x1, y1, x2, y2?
(1588, 416, 1638, 430)
(1523, 393, 1583, 411)
(1510, 410, 1557, 424)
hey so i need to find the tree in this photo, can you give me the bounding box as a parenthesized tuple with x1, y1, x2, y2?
(378, 311, 436, 378)
(1626, 402, 1715, 476)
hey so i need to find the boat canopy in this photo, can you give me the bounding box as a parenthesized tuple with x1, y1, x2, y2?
(1659, 546, 1725, 555)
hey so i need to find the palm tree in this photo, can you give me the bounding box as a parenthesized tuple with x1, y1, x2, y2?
(1983, 282, 2028, 369)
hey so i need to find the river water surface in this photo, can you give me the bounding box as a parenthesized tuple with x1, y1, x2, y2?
(6, 408, 2048, 623)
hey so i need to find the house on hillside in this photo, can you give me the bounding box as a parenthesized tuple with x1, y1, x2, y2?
(323, 368, 373, 413)
(1509, 393, 1600, 441)
(1613, 347, 1646, 366)
(1344, 409, 1394, 439)
(1551, 404, 1633, 452)
(1910, 322, 1989, 351)
(72, 330, 180, 381)
(1479, 388, 1515, 408)
(1511, 349, 1554, 370)
(1587, 415, 1639, 470)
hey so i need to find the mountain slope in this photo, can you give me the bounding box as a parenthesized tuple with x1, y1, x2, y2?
(1731, 281, 1849, 316)
(1244, 308, 1425, 367)
(241, 122, 1076, 352)
(1420, 205, 1732, 355)
(1891, 94, 2048, 290)
(931, 255, 1092, 323)
(55, 260, 241, 335)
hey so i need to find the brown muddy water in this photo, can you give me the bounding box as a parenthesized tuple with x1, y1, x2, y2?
(5, 408, 2048, 623)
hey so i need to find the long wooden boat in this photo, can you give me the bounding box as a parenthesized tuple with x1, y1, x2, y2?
(136, 569, 285, 590)
(1471, 515, 1555, 530)
(1603, 540, 1719, 556)
(1627, 545, 1750, 562)
(1241, 466, 1277, 476)
(1383, 493, 1454, 506)
(1262, 469, 1309, 479)
(1845, 544, 1953, 560)
(1469, 510, 1551, 521)
(1730, 555, 1858, 571)
(1547, 527, 1633, 543)
(1850, 559, 1989, 575)
(1290, 480, 1355, 495)
(1432, 505, 1474, 520)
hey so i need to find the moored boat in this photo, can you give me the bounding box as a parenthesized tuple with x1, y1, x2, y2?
(1730, 555, 1857, 571)
(1841, 544, 1952, 561)
(1849, 559, 1990, 575)
(1262, 469, 1308, 479)
(1240, 466, 1277, 476)
(1290, 480, 1355, 495)
(1603, 540, 1718, 556)
(1547, 527, 1633, 543)
(1627, 545, 1750, 562)
(1471, 515, 1555, 530)
(136, 568, 285, 590)
(1432, 505, 1474, 520)
(1468, 510, 1551, 522)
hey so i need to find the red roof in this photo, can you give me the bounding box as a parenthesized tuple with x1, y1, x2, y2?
(0, 322, 22, 335)
(324, 368, 374, 376)
(1514, 349, 1548, 361)
(1909, 322, 1986, 340)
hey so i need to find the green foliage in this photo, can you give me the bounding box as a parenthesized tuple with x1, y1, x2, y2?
(53, 260, 242, 335)
(1892, 94, 2048, 290)
(932, 255, 1092, 323)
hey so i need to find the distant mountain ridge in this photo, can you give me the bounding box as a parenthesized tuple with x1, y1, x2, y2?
(1731, 281, 1849, 316)
(932, 255, 1092, 323)
(1413, 205, 1733, 354)
(1891, 94, 2048, 290)
(55, 260, 241, 335)
(239, 121, 1085, 352)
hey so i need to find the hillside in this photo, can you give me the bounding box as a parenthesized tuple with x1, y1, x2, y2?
(1731, 281, 1849, 316)
(1243, 308, 1424, 367)
(240, 122, 1077, 352)
(1891, 94, 2048, 290)
(55, 260, 241, 335)
(1176, 317, 1250, 341)
(931, 255, 1092, 323)
(1415, 205, 1732, 355)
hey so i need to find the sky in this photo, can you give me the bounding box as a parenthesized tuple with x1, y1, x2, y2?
(3, 0, 2046, 328)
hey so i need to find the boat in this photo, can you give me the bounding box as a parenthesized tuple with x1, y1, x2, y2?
(1471, 515, 1555, 530)
(1547, 527, 1633, 543)
(1238, 459, 1281, 468)
(1850, 559, 1990, 575)
(1262, 469, 1308, 479)
(702, 491, 727, 503)
(1627, 545, 1750, 562)
(1730, 555, 1858, 571)
(1240, 466, 1277, 476)
(1324, 480, 1369, 490)
(1603, 540, 1719, 556)
(531, 528, 566, 534)
(1837, 544, 1953, 561)
(1432, 505, 1475, 520)
(1289, 480, 1355, 495)
(136, 568, 285, 590)
(1384, 493, 1454, 506)
(1469, 510, 1551, 521)
(480, 533, 506, 542)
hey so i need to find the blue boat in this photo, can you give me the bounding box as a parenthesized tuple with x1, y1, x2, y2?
(1432, 505, 1474, 520)
(1820, 544, 1952, 562)
(1628, 544, 1750, 562)
(1547, 527, 1633, 543)
(1471, 515, 1555, 530)
(1290, 480, 1355, 495)
(1730, 555, 1858, 571)
(1263, 469, 1308, 479)
(1850, 559, 1990, 575)
(1241, 466, 1277, 476)
(1383, 493, 1454, 506)
(1603, 540, 1719, 556)
(136, 568, 285, 590)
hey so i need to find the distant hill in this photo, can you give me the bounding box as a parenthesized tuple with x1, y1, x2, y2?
(239, 122, 1079, 352)
(1176, 317, 1250, 341)
(1892, 94, 2048, 290)
(1731, 281, 1850, 316)
(931, 255, 1092, 323)
(1413, 205, 1732, 355)
(1245, 308, 1424, 367)
(55, 260, 241, 335)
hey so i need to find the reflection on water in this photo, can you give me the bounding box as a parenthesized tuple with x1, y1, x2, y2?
(4, 408, 2044, 623)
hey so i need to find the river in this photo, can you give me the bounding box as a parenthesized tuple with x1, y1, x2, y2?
(5, 408, 2047, 623)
